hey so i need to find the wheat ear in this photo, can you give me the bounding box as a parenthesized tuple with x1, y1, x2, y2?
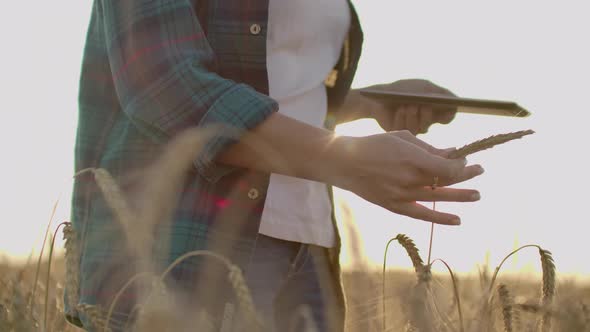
(400, 234, 432, 332)
(382, 234, 426, 331)
(539, 249, 556, 332)
(449, 129, 535, 159)
(382, 234, 433, 332)
(77, 304, 112, 332)
(160, 250, 263, 331)
(227, 266, 264, 331)
(497, 284, 514, 332)
(487, 245, 556, 331)
(63, 223, 80, 311)
(395, 234, 426, 277)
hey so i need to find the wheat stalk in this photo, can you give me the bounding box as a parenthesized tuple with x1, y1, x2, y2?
(430, 258, 464, 332)
(289, 305, 319, 332)
(409, 277, 436, 332)
(88, 168, 138, 247)
(515, 300, 557, 329)
(43, 222, 68, 332)
(104, 272, 152, 332)
(580, 302, 590, 332)
(195, 310, 216, 332)
(132, 128, 215, 262)
(485, 245, 557, 332)
(131, 278, 180, 332)
(160, 250, 263, 331)
(497, 284, 514, 332)
(448, 129, 535, 159)
(515, 302, 544, 314)
(488, 245, 543, 296)
(29, 199, 60, 315)
(582, 302, 590, 332)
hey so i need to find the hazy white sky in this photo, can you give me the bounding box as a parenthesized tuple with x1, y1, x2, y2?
(1, 1, 588, 278)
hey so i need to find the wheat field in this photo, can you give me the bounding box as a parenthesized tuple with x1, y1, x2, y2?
(2, 129, 588, 331)
(1, 249, 590, 332)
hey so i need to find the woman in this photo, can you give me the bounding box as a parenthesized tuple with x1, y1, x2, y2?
(67, 0, 483, 331)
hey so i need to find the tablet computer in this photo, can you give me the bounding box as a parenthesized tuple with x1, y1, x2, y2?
(359, 89, 531, 117)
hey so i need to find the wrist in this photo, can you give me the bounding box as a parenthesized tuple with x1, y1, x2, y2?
(314, 135, 362, 190)
(348, 89, 373, 117)
(336, 90, 374, 124)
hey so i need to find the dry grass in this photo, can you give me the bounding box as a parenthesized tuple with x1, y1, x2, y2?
(1, 254, 589, 331)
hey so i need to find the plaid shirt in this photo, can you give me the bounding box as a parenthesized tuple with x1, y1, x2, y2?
(68, 0, 362, 329)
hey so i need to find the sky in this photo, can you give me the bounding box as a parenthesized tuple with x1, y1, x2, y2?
(1, 1, 589, 279)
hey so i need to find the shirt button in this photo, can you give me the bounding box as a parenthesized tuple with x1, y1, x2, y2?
(247, 188, 260, 200)
(249, 23, 261, 35)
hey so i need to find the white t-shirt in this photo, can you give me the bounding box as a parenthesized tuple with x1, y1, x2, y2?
(258, 0, 351, 248)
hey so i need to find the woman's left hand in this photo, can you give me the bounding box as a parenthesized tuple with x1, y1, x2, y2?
(358, 79, 458, 134)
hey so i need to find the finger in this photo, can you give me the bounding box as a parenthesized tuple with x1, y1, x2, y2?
(405, 105, 420, 135)
(435, 108, 457, 124)
(419, 164, 485, 187)
(413, 163, 482, 188)
(391, 202, 461, 225)
(414, 152, 468, 180)
(440, 147, 457, 158)
(385, 108, 400, 131)
(403, 187, 480, 202)
(394, 130, 443, 155)
(418, 107, 434, 134)
(437, 164, 485, 186)
(422, 81, 456, 97)
(393, 106, 407, 131)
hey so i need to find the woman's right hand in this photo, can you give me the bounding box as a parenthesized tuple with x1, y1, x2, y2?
(331, 130, 484, 225)
(219, 113, 482, 225)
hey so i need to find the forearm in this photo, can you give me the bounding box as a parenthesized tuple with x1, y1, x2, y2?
(217, 112, 353, 186)
(332, 89, 376, 124)
(218, 112, 483, 226)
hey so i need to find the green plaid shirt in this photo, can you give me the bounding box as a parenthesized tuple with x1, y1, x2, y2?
(68, 0, 362, 329)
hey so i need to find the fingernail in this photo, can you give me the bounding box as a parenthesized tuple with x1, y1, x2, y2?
(442, 147, 456, 155)
(450, 217, 461, 225)
(471, 192, 481, 201)
(476, 166, 485, 175)
(454, 158, 467, 167)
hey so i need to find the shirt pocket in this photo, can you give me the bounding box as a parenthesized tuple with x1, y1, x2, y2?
(207, 20, 267, 70)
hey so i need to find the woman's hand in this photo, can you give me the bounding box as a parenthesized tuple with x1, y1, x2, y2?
(219, 113, 482, 225)
(330, 130, 483, 225)
(357, 79, 458, 134)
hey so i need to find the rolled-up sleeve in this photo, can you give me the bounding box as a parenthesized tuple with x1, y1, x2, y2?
(100, 0, 278, 182)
